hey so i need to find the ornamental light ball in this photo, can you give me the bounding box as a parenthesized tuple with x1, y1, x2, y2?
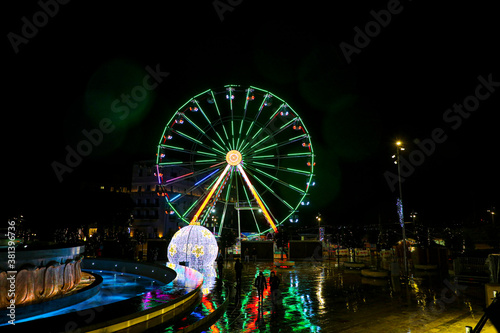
(167, 225, 218, 266)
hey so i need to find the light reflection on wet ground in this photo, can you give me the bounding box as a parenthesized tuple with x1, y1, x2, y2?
(205, 260, 497, 333)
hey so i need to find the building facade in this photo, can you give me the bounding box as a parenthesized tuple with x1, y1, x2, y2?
(130, 160, 201, 239)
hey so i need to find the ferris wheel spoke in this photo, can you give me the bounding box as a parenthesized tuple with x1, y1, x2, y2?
(180, 191, 209, 221)
(169, 169, 224, 195)
(235, 91, 269, 151)
(244, 164, 306, 196)
(209, 90, 233, 149)
(180, 178, 217, 222)
(236, 178, 262, 235)
(191, 99, 232, 152)
(241, 166, 296, 210)
(162, 167, 223, 221)
(170, 129, 226, 156)
(215, 166, 236, 235)
(206, 167, 232, 225)
(245, 133, 309, 157)
(235, 88, 252, 150)
(158, 144, 222, 162)
(183, 171, 225, 218)
(240, 184, 262, 234)
(238, 103, 287, 153)
(191, 164, 232, 224)
(227, 87, 235, 150)
(243, 116, 298, 154)
(181, 113, 229, 153)
(218, 176, 233, 236)
(249, 160, 313, 177)
(158, 85, 315, 237)
(247, 151, 313, 162)
(158, 159, 223, 168)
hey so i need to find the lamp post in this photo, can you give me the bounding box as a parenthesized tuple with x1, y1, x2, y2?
(487, 208, 496, 225)
(317, 213, 325, 260)
(316, 213, 322, 238)
(395, 141, 408, 276)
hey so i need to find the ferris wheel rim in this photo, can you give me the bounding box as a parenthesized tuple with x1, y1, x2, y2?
(156, 85, 315, 236)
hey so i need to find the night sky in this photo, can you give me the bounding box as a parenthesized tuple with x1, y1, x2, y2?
(4, 1, 500, 230)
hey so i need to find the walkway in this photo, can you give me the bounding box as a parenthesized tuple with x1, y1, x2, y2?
(204, 260, 497, 332)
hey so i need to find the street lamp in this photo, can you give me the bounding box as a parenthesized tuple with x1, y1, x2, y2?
(487, 208, 496, 225)
(393, 140, 408, 276)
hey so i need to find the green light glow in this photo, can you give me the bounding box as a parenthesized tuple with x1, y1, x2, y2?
(244, 169, 294, 210)
(159, 161, 182, 165)
(253, 168, 279, 181)
(175, 130, 204, 145)
(182, 113, 205, 134)
(286, 167, 311, 175)
(157, 85, 317, 238)
(214, 132, 227, 149)
(289, 184, 306, 194)
(159, 144, 184, 151)
(250, 134, 271, 150)
(195, 99, 231, 151)
(251, 127, 264, 141)
(288, 134, 308, 142)
(253, 143, 277, 154)
(280, 117, 298, 130)
(194, 159, 217, 163)
(85, 59, 153, 135)
(249, 166, 305, 194)
(231, 120, 235, 149)
(196, 151, 217, 157)
(251, 155, 275, 159)
(287, 152, 311, 157)
(252, 161, 276, 168)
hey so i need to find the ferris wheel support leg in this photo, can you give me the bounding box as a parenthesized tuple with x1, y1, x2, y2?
(191, 164, 231, 225)
(237, 164, 278, 233)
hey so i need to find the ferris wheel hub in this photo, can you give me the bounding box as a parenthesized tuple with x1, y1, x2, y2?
(226, 150, 242, 166)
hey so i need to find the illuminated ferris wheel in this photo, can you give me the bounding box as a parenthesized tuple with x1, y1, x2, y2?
(156, 85, 315, 237)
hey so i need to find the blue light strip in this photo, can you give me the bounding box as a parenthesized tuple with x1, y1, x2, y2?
(194, 168, 220, 186)
(170, 194, 181, 202)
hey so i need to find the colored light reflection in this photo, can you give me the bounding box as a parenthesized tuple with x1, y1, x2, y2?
(270, 271, 321, 332)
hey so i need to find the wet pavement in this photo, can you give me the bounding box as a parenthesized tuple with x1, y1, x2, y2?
(203, 259, 497, 332)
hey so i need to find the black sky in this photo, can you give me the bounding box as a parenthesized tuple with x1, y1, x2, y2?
(4, 1, 500, 228)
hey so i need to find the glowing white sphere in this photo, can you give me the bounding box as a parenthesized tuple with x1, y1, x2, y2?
(167, 225, 218, 266)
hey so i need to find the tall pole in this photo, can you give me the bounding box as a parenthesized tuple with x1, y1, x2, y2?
(236, 177, 241, 253)
(396, 141, 408, 277)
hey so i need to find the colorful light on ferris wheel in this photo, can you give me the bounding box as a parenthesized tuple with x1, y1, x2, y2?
(156, 85, 316, 237)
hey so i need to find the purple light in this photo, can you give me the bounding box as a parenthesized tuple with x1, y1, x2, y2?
(397, 198, 404, 228)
